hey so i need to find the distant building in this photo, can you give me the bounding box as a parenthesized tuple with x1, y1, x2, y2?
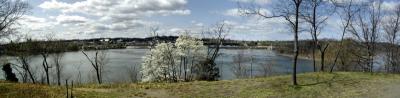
(100, 38, 110, 43)
(117, 39, 123, 42)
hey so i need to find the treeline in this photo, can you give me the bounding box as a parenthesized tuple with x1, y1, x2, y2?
(1, 36, 276, 55)
(2, 39, 127, 56)
(274, 39, 395, 72)
(3, 40, 79, 56)
(274, 39, 390, 56)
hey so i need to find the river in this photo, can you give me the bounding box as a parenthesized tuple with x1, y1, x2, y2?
(0, 49, 313, 83)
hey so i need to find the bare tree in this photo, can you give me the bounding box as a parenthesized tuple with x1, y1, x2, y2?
(13, 38, 36, 83)
(148, 26, 160, 49)
(382, 4, 400, 73)
(301, 0, 335, 71)
(127, 65, 140, 82)
(207, 22, 230, 61)
(40, 52, 51, 85)
(0, 0, 29, 83)
(330, 0, 361, 72)
(196, 21, 230, 81)
(261, 59, 275, 77)
(82, 50, 109, 84)
(18, 56, 35, 83)
(52, 51, 64, 85)
(348, 0, 383, 72)
(0, 0, 29, 38)
(239, 0, 304, 85)
(39, 34, 58, 85)
(232, 50, 249, 78)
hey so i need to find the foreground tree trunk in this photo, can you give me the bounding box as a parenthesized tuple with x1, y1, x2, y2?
(292, 0, 303, 85)
(41, 53, 51, 85)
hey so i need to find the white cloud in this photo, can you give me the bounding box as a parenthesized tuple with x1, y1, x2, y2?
(36, 0, 191, 39)
(39, 0, 71, 9)
(195, 23, 204, 27)
(169, 28, 184, 33)
(39, 0, 190, 17)
(382, 1, 399, 11)
(18, 15, 54, 31)
(333, 0, 368, 4)
(22, 15, 46, 23)
(232, 0, 271, 5)
(56, 14, 89, 24)
(224, 8, 242, 17)
(224, 8, 271, 17)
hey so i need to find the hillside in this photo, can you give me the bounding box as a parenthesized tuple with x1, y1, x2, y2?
(1, 72, 400, 98)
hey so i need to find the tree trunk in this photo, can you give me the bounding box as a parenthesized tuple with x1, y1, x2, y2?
(184, 57, 187, 81)
(27, 68, 35, 84)
(95, 68, 102, 84)
(312, 44, 316, 72)
(42, 54, 50, 85)
(57, 64, 61, 85)
(292, 0, 301, 86)
(22, 58, 35, 84)
(320, 52, 325, 71)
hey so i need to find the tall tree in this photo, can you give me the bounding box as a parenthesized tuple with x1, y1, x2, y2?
(382, 4, 400, 73)
(197, 22, 230, 81)
(330, 0, 361, 72)
(52, 52, 64, 85)
(175, 33, 206, 81)
(239, 0, 304, 85)
(348, 0, 383, 72)
(301, 0, 335, 71)
(13, 38, 37, 83)
(51, 40, 65, 85)
(40, 52, 51, 85)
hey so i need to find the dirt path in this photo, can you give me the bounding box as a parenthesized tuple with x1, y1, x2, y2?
(380, 82, 400, 98)
(143, 89, 177, 98)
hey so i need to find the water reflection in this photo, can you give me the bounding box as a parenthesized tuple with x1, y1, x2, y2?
(1, 49, 313, 83)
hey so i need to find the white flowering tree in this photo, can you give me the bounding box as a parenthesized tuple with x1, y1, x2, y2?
(141, 43, 179, 82)
(141, 34, 206, 82)
(175, 34, 206, 81)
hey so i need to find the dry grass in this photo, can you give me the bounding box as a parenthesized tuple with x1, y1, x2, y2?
(1, 72, 400, 98)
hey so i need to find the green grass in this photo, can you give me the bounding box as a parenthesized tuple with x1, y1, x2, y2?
(2, 72, 400, 98)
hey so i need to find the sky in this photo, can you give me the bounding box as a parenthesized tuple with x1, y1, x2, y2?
(15, 0, 400, 41)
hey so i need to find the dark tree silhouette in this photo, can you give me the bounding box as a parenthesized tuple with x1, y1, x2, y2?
(2, 63, 18, 82)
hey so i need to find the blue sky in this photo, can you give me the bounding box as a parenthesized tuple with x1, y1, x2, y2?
(16, 0, 400, 41)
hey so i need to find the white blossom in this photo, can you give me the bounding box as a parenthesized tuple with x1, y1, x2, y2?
(141, 43, 179, 82)
(141, 34, 206, 82)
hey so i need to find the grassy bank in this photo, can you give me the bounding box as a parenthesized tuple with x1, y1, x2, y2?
(1, 72, 400, 98)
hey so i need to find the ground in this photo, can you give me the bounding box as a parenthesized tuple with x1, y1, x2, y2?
(1, 72, 400, 98)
